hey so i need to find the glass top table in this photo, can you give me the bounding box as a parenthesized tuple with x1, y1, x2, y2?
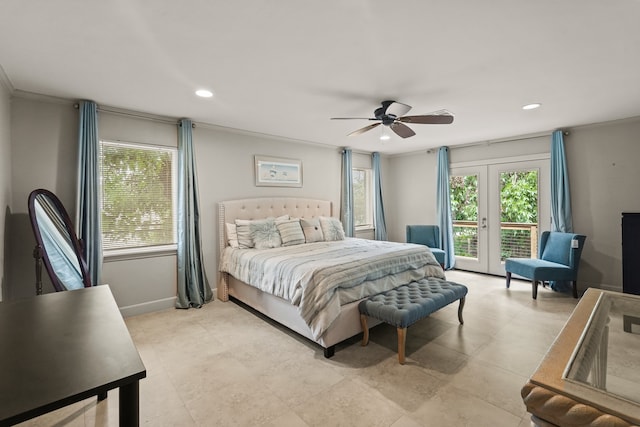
(523, 288, 640, 427)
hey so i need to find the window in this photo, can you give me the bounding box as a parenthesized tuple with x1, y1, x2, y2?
(99, 140, 177, 254)
(353, 168, 373, 229)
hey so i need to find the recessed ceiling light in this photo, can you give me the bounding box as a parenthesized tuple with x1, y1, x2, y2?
(522, 103, 541, 110)
(195, 89, 213, 98)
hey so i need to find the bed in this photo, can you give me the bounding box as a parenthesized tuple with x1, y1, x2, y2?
(217, 197, 445, 357)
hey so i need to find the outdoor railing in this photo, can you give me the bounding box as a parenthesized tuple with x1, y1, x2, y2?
(452, 220, 538, 260)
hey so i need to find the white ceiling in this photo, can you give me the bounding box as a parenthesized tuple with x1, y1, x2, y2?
(2, 1, 640, 154)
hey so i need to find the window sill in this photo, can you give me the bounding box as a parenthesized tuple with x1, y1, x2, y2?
(104, 245, 177, 262)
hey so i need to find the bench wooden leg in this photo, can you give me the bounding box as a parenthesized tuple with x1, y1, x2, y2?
(457, 297, 465, 325)
(397, 327, 407, 364)
(360, 314, 369, 346)
(532, 280, 538, 300)
(506, 271, 512, 288)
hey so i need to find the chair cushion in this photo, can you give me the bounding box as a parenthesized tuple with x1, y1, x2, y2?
(406, 225, 439, 248)
(541, 233, 573, 265)
(429, 248, 446, 265)
(505, 258, 575, 281)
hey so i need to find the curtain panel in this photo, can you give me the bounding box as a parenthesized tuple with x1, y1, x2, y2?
(76, 100, 102, 286)
(341, 148, 355, 237)
(176, 119, 213, 308)
(550, 130, 574, 293)
(436, 147, 455, 269)
(372, 152, 387, 240)
(551, 130, 573, 233)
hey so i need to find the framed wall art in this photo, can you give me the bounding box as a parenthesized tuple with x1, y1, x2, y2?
(254, 155, 303, 187)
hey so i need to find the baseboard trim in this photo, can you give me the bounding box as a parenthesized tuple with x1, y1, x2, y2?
(119, 296, 176, 317)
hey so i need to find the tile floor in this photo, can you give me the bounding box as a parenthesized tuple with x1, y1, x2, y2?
(17, 271, 583, 426)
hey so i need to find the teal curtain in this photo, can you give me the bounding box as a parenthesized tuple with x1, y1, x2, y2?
(176, 119, 213, 308)
(436, 147, 455, 269)
(551, 130, 573, 233)
(550, 130, 573, 292)
(372, 152, 387, 240)
(76, 100, 102, 286)
(341, 148, 355, 237)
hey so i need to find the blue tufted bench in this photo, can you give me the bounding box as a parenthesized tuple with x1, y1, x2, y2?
(359, 278, 468, 364)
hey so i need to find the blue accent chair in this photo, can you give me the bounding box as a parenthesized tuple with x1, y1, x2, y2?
(505, 231, 586, 299)
(406, 225, 446, 268)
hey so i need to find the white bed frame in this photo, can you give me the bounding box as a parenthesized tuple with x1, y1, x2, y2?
(217, 197, 381, 357)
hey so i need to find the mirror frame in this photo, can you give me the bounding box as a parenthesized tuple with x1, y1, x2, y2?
(28, 189, 92, 292)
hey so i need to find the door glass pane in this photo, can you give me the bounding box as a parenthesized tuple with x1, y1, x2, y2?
(500, 170, 539, 261)
(450, 174, 478, 258)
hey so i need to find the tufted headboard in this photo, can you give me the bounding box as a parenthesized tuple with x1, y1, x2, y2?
(218, 197, 333, 255)
(217, 197, 333, 301)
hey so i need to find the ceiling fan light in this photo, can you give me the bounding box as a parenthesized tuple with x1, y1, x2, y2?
(380, 126, 390, 141)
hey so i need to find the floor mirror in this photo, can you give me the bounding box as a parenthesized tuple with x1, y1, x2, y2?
(27, 189, 92, 294)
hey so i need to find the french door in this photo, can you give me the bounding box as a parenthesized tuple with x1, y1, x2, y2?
(450, 158, 550, 276)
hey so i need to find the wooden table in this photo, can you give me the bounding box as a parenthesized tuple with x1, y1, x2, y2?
(522, 288, 640, 427)
(0, 285, 146, 426)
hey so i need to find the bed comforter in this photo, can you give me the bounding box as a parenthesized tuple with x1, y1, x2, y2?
(219, 238, 445, 339)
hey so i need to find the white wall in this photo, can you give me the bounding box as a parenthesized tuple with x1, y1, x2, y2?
(0, 75, 12, 301)
(565, 118, 640, 290)
(12, 92, 637, 304)
(386, 151, 438, 243)
(387, 123, 640, 292)
(8, 95, 78, 299)
(8, 94, 344, 313)
(193, 125, 342, 287)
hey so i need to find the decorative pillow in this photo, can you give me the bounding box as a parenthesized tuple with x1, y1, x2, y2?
(226, 223, 239, 248)
(319, 216, 346, 241)
(276, 218, 305, 246)
(250, 218, 282, 249)
(300, 217, 324, 243)
(235, 219, 255, 248)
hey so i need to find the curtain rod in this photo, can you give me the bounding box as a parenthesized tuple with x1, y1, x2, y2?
(73, 103, 195, 127)
(427, 130, 570, 153)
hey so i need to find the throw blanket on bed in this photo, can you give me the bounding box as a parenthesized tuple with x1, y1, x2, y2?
(219, 238, 445, 339)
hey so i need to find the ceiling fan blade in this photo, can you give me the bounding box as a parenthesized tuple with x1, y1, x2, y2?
(398, 114, 454, 124)
(330, 117, 377, 120)
(390, 122, 416, 138)
(385, 102, 412, 117)
(348, 122, 381, 137)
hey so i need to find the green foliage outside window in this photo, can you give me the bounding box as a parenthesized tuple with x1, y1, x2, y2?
(100, 142, 175, 250)
(449, 170, 538, 259)
(499, 170, 538, 259)
(353, 169, 370, 226)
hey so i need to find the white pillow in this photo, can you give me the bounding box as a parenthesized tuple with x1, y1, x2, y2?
(276, 218, 305, 246)
(319, 216, 345, 241)
(300, 217, 324, 243)
(235, 219, 255, 248)
(250, 218, 282, 249)
(226, 223, 239, 248)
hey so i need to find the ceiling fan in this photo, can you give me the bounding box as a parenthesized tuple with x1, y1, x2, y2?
(331, 100, 454, 139)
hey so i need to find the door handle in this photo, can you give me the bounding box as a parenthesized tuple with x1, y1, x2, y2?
(481, 218, 487, 229)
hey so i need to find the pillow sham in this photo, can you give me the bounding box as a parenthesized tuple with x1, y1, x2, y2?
(250, 218, 282, 249)
(319, 216, 346, 241)
(226, 223, 239, 248)
(300, 217, 324, 243)
(276, 218, 306, 246)
(235, 219, 255, 248)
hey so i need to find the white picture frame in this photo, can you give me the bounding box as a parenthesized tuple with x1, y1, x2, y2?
(254, 155, 303, 187)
